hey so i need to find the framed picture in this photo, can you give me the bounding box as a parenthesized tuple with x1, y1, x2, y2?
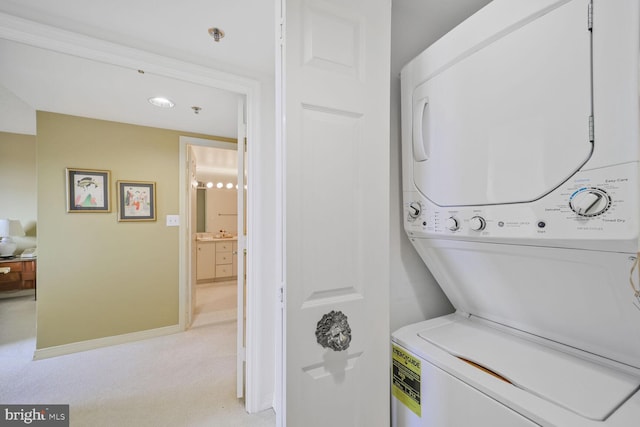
(66, 168, 111, 212)
(117, 181, 157, 222)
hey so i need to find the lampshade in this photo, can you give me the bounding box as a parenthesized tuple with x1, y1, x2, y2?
(0, 219, 25, 257)
(0, 219, 25, 237)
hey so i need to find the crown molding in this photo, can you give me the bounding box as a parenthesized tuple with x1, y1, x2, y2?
(0, 12, 259, 95)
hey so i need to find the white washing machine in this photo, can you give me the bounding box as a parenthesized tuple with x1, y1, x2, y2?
(393, 0, 640, 426)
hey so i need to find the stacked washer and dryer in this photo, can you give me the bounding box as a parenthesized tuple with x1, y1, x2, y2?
(392, 0, 640, 426)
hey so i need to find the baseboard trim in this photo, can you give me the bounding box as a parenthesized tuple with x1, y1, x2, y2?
(33, 324, 182, 360)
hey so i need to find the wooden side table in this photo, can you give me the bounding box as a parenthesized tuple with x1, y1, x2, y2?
(0, 257, 37, 296)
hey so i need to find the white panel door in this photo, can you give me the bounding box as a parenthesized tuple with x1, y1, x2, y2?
(280, 0, 390, 425)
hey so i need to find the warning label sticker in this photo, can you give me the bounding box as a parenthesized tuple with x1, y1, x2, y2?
(392, 344, 421, 417)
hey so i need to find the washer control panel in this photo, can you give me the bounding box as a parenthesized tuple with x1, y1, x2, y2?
(404, 163, 638, 249)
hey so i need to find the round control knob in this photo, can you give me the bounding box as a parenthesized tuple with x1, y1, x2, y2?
(569, 188, 611, 217)
(408, 202, 421, 219)
(469, 216, 486, 231)
(445, 217, 459, 231)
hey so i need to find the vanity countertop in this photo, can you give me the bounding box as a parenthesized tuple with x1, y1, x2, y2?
(195, 233, 237, 242)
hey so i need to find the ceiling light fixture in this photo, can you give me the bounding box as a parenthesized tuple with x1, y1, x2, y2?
(148, 97, 175, 108)
(208, 27, 225, 42)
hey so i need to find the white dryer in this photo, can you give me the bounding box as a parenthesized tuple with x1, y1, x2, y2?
(393, 0, 640, 426)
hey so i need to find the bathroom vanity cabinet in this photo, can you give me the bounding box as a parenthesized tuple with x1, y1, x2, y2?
(196, 238, 237, 282)
(196, 241, 216, 281)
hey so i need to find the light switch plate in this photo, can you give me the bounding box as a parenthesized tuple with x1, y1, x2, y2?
(166, 215, 180, 226)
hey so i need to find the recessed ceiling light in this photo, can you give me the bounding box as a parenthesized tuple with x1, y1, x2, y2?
(148, 97, 175, 108)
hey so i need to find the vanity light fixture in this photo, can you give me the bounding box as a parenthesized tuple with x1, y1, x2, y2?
(226, 183, 233, 189)
(148, 96, 175, 108)
(206, 182, 214, 188)
(216, 182, 223, 189)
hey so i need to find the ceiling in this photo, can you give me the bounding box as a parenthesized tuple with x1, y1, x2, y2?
(0, 0, 275, 77)
(0, 0, 492, 178)
(191, 144, 239, 182)
(0, 0, 275, 138)
(0, 39, 245, 138)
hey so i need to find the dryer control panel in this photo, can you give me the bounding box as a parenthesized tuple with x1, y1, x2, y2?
(404, 163, 639, 252)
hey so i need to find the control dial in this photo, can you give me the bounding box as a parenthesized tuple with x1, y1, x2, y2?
(569, 188, 611, 217)
(408, 202, 422, 220)
(445, 217, 459, 231)
(469, 216, 486, 231)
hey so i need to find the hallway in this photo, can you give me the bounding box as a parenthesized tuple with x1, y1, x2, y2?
(0, 284, 273, 426)
(193, 281, 237, 328)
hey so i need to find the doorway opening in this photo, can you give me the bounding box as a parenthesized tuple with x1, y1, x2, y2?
(188, 142, 245, 410)
(180, 130, 251, 406)
(191, 144, 242, 329)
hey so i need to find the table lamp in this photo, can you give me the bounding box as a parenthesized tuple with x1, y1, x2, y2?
(0, 219, 25, 257)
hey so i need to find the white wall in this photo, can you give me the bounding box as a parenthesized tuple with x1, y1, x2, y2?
(206, 187, 238, 234)
(0, 85, 36, 135)
(389, 0, 493, 332)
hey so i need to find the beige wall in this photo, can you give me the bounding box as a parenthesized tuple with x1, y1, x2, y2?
(35, 111, 216, 349)
(0, 131, 37, 251)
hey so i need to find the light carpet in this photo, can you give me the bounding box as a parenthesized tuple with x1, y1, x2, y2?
(0, 282, 274, 427)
